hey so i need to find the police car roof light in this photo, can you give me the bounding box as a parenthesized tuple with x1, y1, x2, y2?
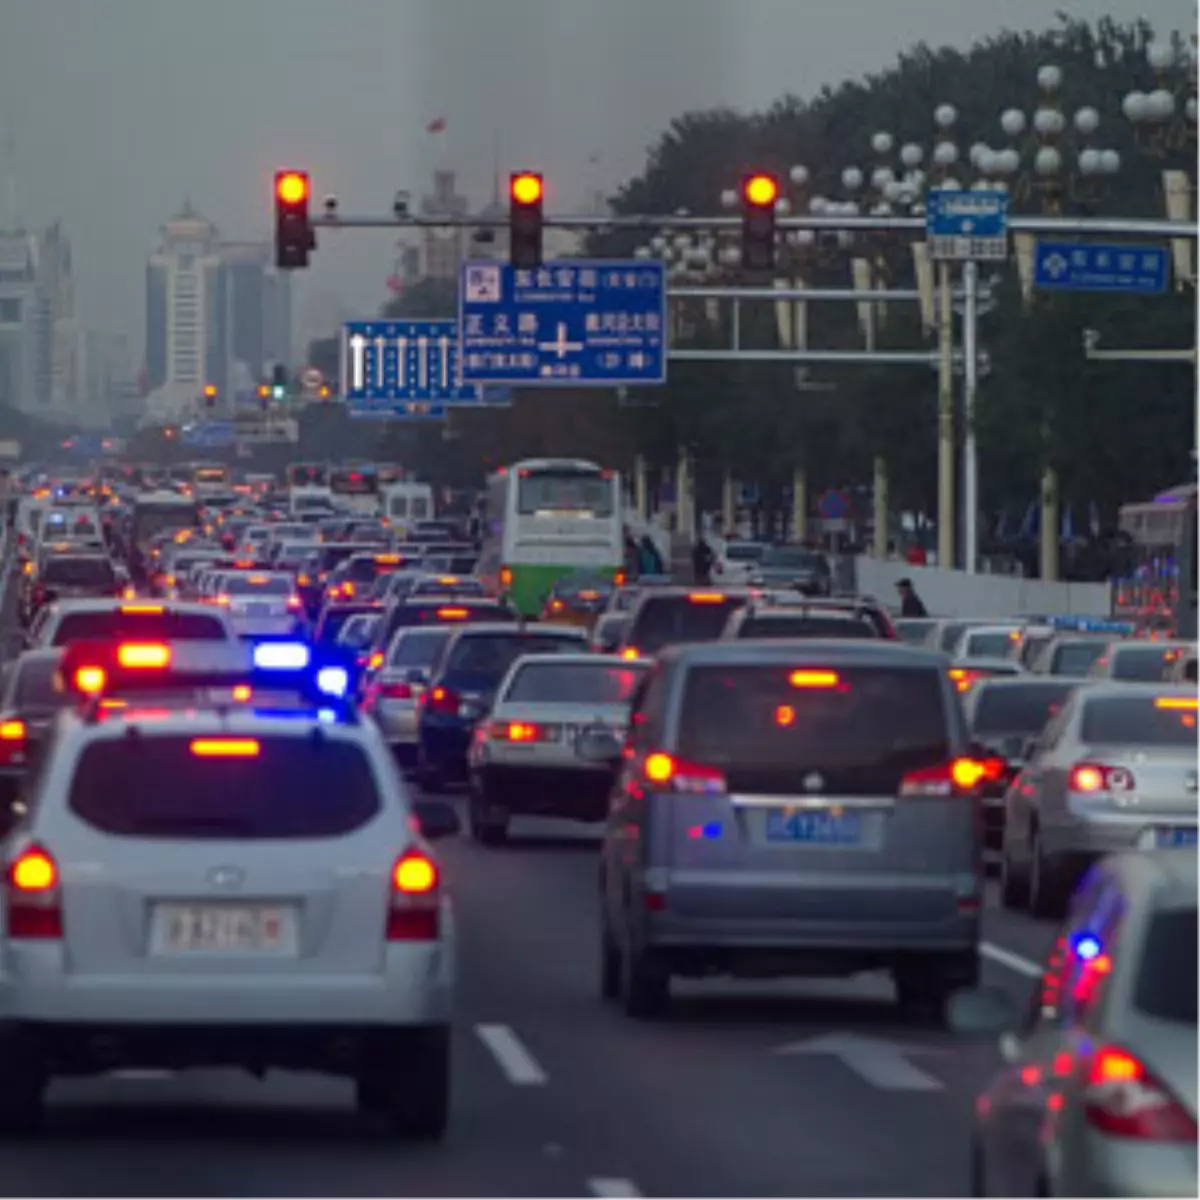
(252, 641, 311, 670)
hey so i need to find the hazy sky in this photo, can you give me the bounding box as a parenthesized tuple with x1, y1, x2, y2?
(2, 0, 1194, 359)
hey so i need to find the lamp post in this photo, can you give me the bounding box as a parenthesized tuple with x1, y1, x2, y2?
(984, 63, 1127, 582)
(1118, 31, 1200, 453)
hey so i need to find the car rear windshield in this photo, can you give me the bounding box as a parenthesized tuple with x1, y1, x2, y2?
(412, 578, 485, 597)
(224, 575, 291, 596)
(387, 628, 452, 668)
(725, 544, 765, 562)
(971, 683, 1076, 735)
(893, 620, 933, 646)
(40, 557, 115, 587)
(12, 658, 66, 712)
(737, 614, 876, 639)
(394, 602, 516, 628)
(759, 547, 826, 571)
(336, 616, 379, 647)
(676, 664, 950, 795)
(1052, 640, 1108, 676)
(52, 611, 228, 645)
(504, 661, 647, 704)
(314, 606, 379, 646)
(69, 737, 381, 839)
(1112, 647, 1182, 682)
(630, 594, 749, 654)
(1080, 696, 1196, 747)
(1134, 907, 1197, 1024)
(445, 633, 586, 680)
(965, 631, 1018, 658)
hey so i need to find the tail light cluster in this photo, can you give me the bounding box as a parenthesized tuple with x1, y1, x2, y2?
(641, 752, 727, 795)
(1083, 1045, 1196, 1141)
(900, 757, 1006, 798)
(489, 720, 554, 743)
(0, 719, 26, 768)
(1069, 763, 1135, 793)
(5, 844, 62, 939)
(422, 686, 462, 717)
(387, 850, 439, 941)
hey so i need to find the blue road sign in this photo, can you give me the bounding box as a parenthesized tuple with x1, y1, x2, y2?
(347, 401, 447, 421)
(818, 489, 848, 520)
(181, 422, 235, 448)
(458, 259, 668, 386)
(342, 319, 481, 411)
(925, 190, 1009, 261)
(1034, 241, 1169, 294)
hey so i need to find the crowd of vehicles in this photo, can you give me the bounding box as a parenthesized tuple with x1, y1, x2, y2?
(0, 458, 1193, 1195)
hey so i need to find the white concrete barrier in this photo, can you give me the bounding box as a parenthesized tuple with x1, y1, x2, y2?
(853, 556, 1112, 618)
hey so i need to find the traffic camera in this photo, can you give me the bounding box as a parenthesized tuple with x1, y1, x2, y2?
(509, 172, 544, 269)
(741, 173, 779, 271)
(274, 170, 316, 269)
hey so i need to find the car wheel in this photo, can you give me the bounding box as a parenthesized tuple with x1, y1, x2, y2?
(600, 923, 621, 1001)
(1029, 831, 1068, 920)
(621, 944, 669, 1019)
(356, 1026, 449, 1141)
(470, 782, 509, 846)
(999, 846, 1030, 910)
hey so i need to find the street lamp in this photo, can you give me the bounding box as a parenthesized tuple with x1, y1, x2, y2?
(1123, 36, 1199, 157)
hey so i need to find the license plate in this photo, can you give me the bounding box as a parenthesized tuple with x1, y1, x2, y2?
(766, 809, 862, 845)
(245, 602, 273, 616)
(156, 905, 289, 953)
(1155, 826, 1198, 849)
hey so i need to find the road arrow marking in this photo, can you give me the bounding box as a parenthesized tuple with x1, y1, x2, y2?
(775, 1032, 943, 1092)
(348, 334, 366, 390)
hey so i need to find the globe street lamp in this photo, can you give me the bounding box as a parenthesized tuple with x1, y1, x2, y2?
(1122, 35, 1199, 157)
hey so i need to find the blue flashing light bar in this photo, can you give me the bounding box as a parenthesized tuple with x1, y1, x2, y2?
(315, 666, 350, 699)
(1046, 615, 1137, 635)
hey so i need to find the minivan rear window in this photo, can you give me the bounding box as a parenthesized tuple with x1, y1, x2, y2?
(40, 557, 115, 587)
(51, 611, 228, 645)
(446, 633, 585, 679)
(630, 594, 748, 654)
(505, 660, 647, 704)
(677, 665, 950, 795)
(69, 737, 380, 839)
(1134, 908, 1197, 1024)
(736, 615, 876, 639)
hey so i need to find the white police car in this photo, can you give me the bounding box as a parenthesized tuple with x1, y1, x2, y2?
(0, 639, 458, 1138)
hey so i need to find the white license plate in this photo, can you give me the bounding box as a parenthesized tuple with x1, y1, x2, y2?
(155, 905, 290, 953)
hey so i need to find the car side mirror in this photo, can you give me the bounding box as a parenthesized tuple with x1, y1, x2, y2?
(946, 986, 1019, 1040)
(411, 798, 460, 841)
(575, 726, 623, 764)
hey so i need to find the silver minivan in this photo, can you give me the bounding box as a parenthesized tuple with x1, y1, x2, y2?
(591, 640, 986, 1021)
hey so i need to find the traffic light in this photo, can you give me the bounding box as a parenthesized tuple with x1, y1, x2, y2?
(274, 170, 315, 269)
(740, 172, 779, 271)
(202, 384, 218, 408)
(271, 364, 288, 400)
(509, 171, 544, 269)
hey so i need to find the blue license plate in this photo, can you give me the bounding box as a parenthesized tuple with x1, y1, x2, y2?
(766, 809, 861, 845)
(1156, 826, 1198, 848)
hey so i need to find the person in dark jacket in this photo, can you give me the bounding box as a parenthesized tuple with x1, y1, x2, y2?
(895, 577, 928, 617)
(692, 536, 715, 585)
(638, 534, 664, 577)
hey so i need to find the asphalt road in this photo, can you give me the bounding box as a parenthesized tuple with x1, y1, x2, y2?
(0, 556, 1063, 1197)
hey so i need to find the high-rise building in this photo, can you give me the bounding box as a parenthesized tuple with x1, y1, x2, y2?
(420, 170, 470, 281)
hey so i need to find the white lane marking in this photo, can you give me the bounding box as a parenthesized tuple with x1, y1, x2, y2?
(981, 940, 1042, 979)
(588, 1178, 643, 1197)
(109, 1069, 172, 1080)
(475, 1023, 548, 1085)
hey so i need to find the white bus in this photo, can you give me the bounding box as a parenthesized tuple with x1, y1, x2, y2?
(381, 481, 435, 536)
(478, 458, 624, 616)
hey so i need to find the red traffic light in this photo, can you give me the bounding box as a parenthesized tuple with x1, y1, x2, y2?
(275, 171, 309, 206)
(510, 172, 543, 206)
(203, 384, 217, 398)
(742, 174, 779, 208)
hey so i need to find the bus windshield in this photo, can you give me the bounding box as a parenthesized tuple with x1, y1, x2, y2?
(517, 470, 613, 517)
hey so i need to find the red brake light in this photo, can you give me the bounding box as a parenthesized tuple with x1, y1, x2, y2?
(189, 738, 260, 758)
(621, 647, 640, 660)
(6, 845, 62, 939)
(1085, 1046, 1197, 1141)
(378, 681, 413, 700)
(1155, 696, 1198, 710)
(1069, 762, 1135, 793)
(425, 686, 461, 716)
(116, 642, 171, 669)
(489, 720, 547, 743)
(642, 751, 727, 794)
(687, 592, 725, 604)
(436, 607, 468, 619)
(0, 719, 25, 742)
(789, 669, 840, 689)
(0, 718, 27, 767)
(74, 665, 107, 695)
(286, 594, 302, 611)
(387, 850, 439, 941)
(900, 758, 992, 797)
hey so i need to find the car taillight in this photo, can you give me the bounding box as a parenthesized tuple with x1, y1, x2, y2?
(641, 751, 727, 794)
(1069, 762, 1135, 793)
(1084, 1046, 1197, 1141)
(424, 686, 461, 716)
(489, 720, 550, 742)
(380, 681, 414, 700)
(286, 594, 302, 611)
(621, 647, 640, 660)
(0, 718, 26, 767)
(6, 844, 62, 939)
(900, 757, 1000, 797)
(387, 850, 439, 941)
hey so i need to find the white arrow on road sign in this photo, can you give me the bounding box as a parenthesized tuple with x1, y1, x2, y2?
(439, 336, 450, 389)
(417, 337, 429, 390)
(540, 322, 585, 360)
(397, 337, 408, 387)
(373, 337, 387, 389)
(348, 334, 367, 391)
(775, 1033, 943, 1092)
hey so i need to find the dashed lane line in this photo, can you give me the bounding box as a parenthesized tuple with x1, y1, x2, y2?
(474, 1022, 548, 1085)
(587, 1178, 643, 1197)
(981, 940, 1042, 979)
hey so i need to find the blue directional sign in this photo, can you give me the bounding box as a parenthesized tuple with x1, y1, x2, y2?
(181, 421, 235, 448)
(458, 259, 668, 386)
(1034, 241, 1169, 294)
(925, 190, 1009, 261)
(341, 319, 481, 412)
(347, 400, 447, 421)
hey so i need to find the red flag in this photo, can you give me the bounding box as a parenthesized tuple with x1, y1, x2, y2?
(426, 117, 447, 134)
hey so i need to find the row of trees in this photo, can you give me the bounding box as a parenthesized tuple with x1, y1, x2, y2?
(312, 14, 1195, 524)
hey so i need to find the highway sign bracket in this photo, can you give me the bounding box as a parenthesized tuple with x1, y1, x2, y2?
(458, 259, 668, 386)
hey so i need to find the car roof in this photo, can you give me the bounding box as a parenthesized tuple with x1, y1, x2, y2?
(1076, 681, 1197, 703)
(970, 675, 1076, 692)
(658, 640, 945, 670)
(445, 622, 587, 639)
(505, 651, 647, 669)
(42, 597, 216, 616)
(1106, 848, 1198, 906)
(742, 604, 865, 620)
(58, 708, 372, 744)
